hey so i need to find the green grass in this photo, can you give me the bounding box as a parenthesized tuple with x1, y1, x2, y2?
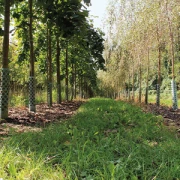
(148, 91, 180, 107)
(1, 98, 180, 179)
(9, 89, 66, 107)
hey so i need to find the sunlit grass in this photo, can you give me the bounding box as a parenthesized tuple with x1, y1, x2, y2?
(9, 89, 66, 107)
(1, 98, 180, 179)
(148, 91, 180, 107)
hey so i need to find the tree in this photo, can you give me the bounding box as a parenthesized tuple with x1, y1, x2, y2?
(0, 0, 10, 119)
(102, 0, 179, 108)
(56, 36, 62, 103)
(29, 0, 36, 112)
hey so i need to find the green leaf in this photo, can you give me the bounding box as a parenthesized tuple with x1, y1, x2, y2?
(8, 163, 17, 176)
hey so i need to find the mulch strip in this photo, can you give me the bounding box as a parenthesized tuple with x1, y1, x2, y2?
(0, 101, 83, 136)
(142, 103, 180, 130)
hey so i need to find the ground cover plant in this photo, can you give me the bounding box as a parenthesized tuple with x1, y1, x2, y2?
(0, 98, 180, 179)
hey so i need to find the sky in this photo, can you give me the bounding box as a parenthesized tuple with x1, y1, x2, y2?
(87, 0, 109, 29)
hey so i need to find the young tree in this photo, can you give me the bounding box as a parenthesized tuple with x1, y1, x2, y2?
(56, 36, 62, 104)
(29, 0, 36, 112)
(165, 0, 178, 110)
(0, 0, 10, 119)
(47, 27, 52, 106)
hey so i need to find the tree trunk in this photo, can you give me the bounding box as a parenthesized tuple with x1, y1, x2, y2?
(165, 0, 178, 110)
(138, 59, 142, 103)
(78, 73, 82, 98)
(156, 46, 161, 106)
(65, 45, 69, 101)
(81, 75, 83, 99)
(29, 0, 36, 112)
(128, 74, 131, 101)
(145, 48, 150, 105)
(56, 37, 61, 104)
(132, 68, 135, 102)
(0, 0, 10, 119)
(74, 62, 77, 99)
(71, 63, 74, 101)
(47, 28, 52, 106)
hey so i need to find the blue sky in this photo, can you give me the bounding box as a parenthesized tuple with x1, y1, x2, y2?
(88, 0, 109, 29)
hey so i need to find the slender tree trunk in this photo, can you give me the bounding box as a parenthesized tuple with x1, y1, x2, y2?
(56, 37, 61, 104)
(128, 74, 130, 101)
(165, 0, 178, 110)
(74, 62, 77, 99)
(145, 48, 150, 105)
(83, 76, 87, 99)
(132, 64, 135, 102)
(29, 0, 36, 112)
(78, 73, 81, 98)
(156, 45, 161, 106)
(47, 28, 52, 106)
(71, 63, 74, 101)
(138, 58, 142, 103)
(0, 0, 10, 119)
(81, 75, 83, 99)
(85, 80, 88, 98)
(65, 45, 69, 101)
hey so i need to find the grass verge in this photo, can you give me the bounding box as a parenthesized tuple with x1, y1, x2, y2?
(0, 98, 180, 179)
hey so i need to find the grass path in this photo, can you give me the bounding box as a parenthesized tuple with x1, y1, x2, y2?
(0, 98, 180, 179)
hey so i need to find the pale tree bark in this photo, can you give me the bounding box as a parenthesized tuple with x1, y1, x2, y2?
(165, 0, 178, 110)
(132, 63, 135, 101)
(0, 0, 10, 119)
(138, 57, 142, 103)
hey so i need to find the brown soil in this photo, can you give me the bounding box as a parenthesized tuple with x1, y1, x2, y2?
(0, 101, 83, 136)
(142, 103, 180, 130)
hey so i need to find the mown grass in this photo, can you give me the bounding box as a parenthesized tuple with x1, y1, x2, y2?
(0, 98, 180, 179)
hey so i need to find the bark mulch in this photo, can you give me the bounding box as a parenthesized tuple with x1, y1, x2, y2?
(142, 103, 180, 131)
(0, 101, 83, 136)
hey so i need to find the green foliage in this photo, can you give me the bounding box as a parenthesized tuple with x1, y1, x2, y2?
(1, 98, 180, 179)
(7, 0, 105, 101)
(101, 0, 180, 107)
(9, 94, 28, 107)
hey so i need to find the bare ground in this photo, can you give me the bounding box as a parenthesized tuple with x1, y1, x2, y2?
(0, 101, 83, 136)
(142, 103, 180, 131)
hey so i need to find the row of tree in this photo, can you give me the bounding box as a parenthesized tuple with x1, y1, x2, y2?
(0, 0, 105, 119)
(99, 0, 179, 109)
